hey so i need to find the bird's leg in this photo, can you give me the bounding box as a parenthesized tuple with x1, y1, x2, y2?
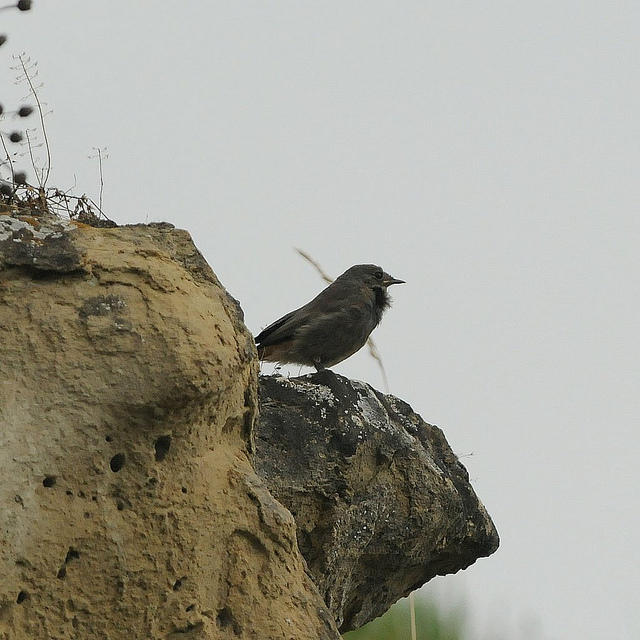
(313, 359, 325, 372)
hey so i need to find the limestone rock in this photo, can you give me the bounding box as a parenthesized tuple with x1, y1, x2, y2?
(255, 372, 499, 631)
(0, 215, 339, 640)
(0, 212, 499, 639)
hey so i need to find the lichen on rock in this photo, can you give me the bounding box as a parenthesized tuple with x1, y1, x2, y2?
(255, 371, 499, 632)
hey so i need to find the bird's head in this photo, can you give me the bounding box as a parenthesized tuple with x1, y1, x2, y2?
(341, 264, 405, 290)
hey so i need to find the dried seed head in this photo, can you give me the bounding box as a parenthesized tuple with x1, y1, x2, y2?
(17, 0, 32, 11)
(0, 182, 12, 197)
(18, 106, 33, 117)
(14, 171, 27, 184)
(9, 131, 23, 143)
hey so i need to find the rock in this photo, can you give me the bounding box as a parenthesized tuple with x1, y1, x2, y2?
(0, 212, 499, 639)
(0, 213, 85, 271)
(0, 214, 340, 640)
(255, 371, 499, 631)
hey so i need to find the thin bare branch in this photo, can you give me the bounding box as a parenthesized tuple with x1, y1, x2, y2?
(16, 54, 51, 187)
(0, 132, 16, 186)
(24, 129, 40, 184)
(91, 147, 107, 212)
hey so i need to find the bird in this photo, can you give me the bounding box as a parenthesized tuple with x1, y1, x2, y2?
(255, 264, 404, 371)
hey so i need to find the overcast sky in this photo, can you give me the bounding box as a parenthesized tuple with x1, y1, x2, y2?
(3, 3, 639, 639)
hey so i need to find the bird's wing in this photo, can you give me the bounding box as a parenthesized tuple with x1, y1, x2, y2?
(255, 307, 304, 347)
(255, 280, 363, 347)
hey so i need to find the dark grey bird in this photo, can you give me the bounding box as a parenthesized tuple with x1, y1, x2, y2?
(255, 264, 404, 371)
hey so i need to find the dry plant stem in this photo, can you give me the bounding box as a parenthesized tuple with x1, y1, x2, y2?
(409, 591, 417, 640)
(97, 148, 104, 211)
(24, 129, 40, 189)
(366, 339, 390, 393)
(295, 247, 334, 285)
(17, 54, 50, 187)
(0, 133, 16, 186)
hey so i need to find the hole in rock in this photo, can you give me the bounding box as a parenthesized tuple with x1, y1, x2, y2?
(42, 475, 56, 488)
(217, 608, 232, 626)
(216, 607, 241, 635)
(30, 269, 61, 282)
(375, 449, 390, 466)
(65, 547, 80, 563)
(173, 577, 186, 591)
(110, 453, 126, 472)
(16, 591, 28, 604)
(57, 566, 67, 579)
(154, 435, 172, 462)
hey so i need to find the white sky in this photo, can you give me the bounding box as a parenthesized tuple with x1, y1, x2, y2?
(3, 3, 639, 639)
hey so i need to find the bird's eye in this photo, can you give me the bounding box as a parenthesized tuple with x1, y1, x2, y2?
(374, 270, 383, 280)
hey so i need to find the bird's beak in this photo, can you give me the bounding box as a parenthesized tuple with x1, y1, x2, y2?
(383, 275, 405, 287)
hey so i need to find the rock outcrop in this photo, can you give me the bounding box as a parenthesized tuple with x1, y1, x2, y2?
(0, 213, 498, 639)
(0, 214, 339, 640)
(255, 373, 499, 631)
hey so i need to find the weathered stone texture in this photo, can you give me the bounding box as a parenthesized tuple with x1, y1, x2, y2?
(0, 215, 339, 640)
(0, 213, 498, 639)
(255, 372, 499, 631)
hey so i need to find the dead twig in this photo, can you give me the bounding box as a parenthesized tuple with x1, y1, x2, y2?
(15, 54, 51, 188)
